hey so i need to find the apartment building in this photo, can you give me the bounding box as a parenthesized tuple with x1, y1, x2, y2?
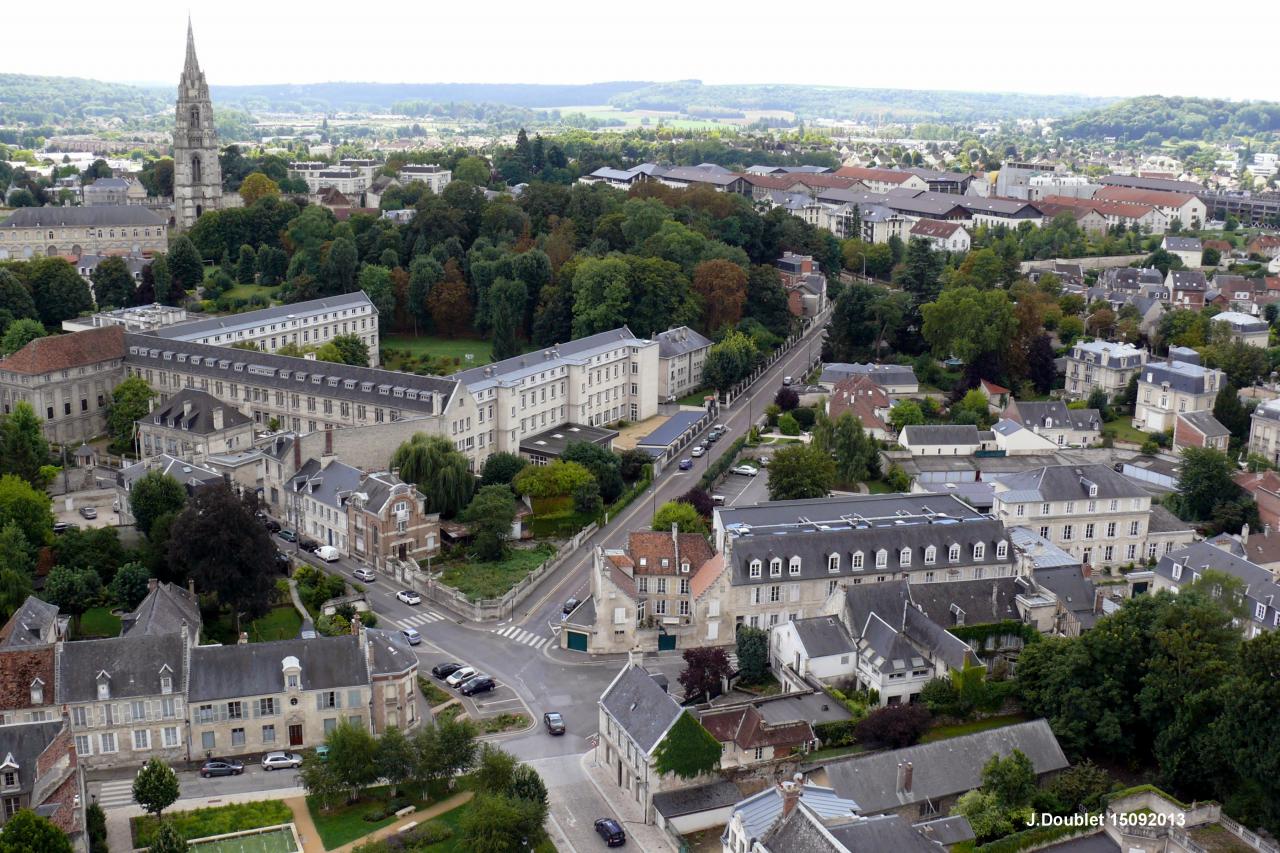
(992, 464, 1151, 569)
(0, 325, 126, 444)
(0, 206, 169, 259)
(1247, 398, 1280, 465)
(395, 165, 452, 193)
(1002, 401, 1102, 447)
(146, 292, 381, 365)
(0, 721, 86, 849)
(286, 458, 362, 550)
(1211, 311, 1270, 347)
(447, 326, 659, 470)
(1151, 542, 1280, 637)
(1064, 340, 1147, 400)
(598, 662, 685, 823)
(1133, 357, 1224, 432)
(655, 326, 712, 402)
(1096, 187, 1207, 229)
(137, 387, 255, 462)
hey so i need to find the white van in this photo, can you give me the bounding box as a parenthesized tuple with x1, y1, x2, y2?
(316, 545, 340, 562)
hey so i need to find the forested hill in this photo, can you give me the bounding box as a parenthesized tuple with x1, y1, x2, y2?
(208, 81, 649, 114)
(0, 73, 168, 126)
(1055, 95, 1280, 143)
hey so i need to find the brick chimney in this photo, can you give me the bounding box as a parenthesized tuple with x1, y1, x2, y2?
(779, 773, 803, 817)
(187, 578, 196, 596)
(1242, 523, 1250, 545)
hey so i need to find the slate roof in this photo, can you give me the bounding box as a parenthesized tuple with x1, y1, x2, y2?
(820, 362, 917, 387)
(1069, 340, 1146, 368)
(1212, 311, 1269, 332)
(599, 663, 683, 755)
(752, 691, 854, 726)
(914, 815, 976, 846)
(122, 582, 200, 638)
(1154, 542, 1280, 630)
(1163, 236, 1203, 252)
(1008, 402, 1101, 433)
(636, 411, 705, 449)
(366, 628, 417, 676)
(1168, 270, 1208, 290)
(350, 470, 422, 516)
(791, 616, 856, 659)
(908, 578, 1022, 627)
(655, 326, 712, 358)
(1139, 359, 1218, 395)
(452, 326, 649, 392)
(1034, 565, 1098, 626)
(0, 325, 125, 375)
(652, 780, 743, 819)
(828, 813, 949, 852)
(289, 458, 364, 511)
(149, 291, 373, 342)
(902, 424, 981, 446)
(146, 387, 252, 434)
(58, 634, 186, 703)
(188, 635, 368, 701)
(0, 720, 67, 798)
(995, 463, 1147, 503)
(1178, 410, 1230, 438)
(819, 720, 1068, 812)
(756, 802, 847, 853)
(118, 454, 223, 493)
(843, 581, 975, 672)
(0, 597, 59, 648)
(0, 206, 166, 228)
(730, 783, 859, 846)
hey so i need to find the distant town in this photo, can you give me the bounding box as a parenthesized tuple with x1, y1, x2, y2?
(1, 17, 1279, 853)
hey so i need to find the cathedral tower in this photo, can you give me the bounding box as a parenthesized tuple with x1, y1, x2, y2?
(173, 19, 223, 230)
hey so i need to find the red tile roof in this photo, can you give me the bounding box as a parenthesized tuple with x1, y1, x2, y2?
(700, 704, 814, 750)
(0, 325, 124, 376)
(835, 166, 917, 184)
(628, 531, 714, 576)
(0, 647, 55, 711)
(1094, 186, 1198, 207)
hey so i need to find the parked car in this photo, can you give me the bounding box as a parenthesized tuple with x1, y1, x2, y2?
(446, 666, 477, 688)
(783, 376, 793, 386)
(397, 589, 422, 605)
(315, 545, 340, 562)
(401, 628, 422, 646)
(299, 538, 321, 553)
(273, 550, 291, 571)
(278, 529, 298, 543)
(678, 458, 693, 471)
(261, 751, 302, 771)
(543, 712, 566, 735)
(52, 522, 77, 535)
(263, 518, 281, 533)
(460, 675, 496, 696)
(690, 446, 705, 458)
(595, 818, 626, 847)
(757, 456, 770, 467)
(432, 662, 464, 679)
(562, 597, 580, 615)
(78, 506, 97, 520)
(731, 465, 759, 477)
(352, 567, 376, 583)
(199, 758, 244, 778)
(711, 494, 726, 506)
(706, 432, 720, 444)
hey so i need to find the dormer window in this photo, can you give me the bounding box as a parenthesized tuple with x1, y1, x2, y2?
(995, 540, 1008, 560)
(681, 562, 690, 573)
(827, 554, 840, 573)
(282, 655, 302, 691)
(788, 556, 801, 576)
(851, 551, 864, 570)
(948, 544, 961, 562)
(769, 558, 782, 577)
(924, 546, 937, 565)
(638, 557, 648, 568)
(749, 559, 762, 578)
(899, 547, 911, 567)
(974, 543, 986, 560)
(875, 549, 888, 569)
(96, 677, 110, 701)
(30, 679, 43, 705)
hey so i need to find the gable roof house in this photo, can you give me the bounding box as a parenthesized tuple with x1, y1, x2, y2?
(698, 703, 815, 769)
(120, 580, 201, 640)
(598, 661, 688, 823)
(1002, 400, 1102, 448)
(722, 776, 861, 853)
(757, 804, 963, 853)
(1173, 410, 1230, 453)
(0, 720, 86, 845)
(819, 363, 918, 395)
(0, 597, 62, 649)
(1152, 542, 1280, 637)
(0, 643, 58, 725)
(825, 376, 891, 440)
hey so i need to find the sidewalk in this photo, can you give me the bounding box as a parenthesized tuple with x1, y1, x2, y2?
(105, 785, 305, 852)
(579, 750, 677, 852)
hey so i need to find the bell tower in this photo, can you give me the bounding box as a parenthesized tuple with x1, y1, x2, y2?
(173, 18, 223, 230)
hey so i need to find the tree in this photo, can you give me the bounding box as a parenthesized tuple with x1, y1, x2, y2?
(91, 256, 136, 309)
(572, 479, 602, 516)
(653, 711, 722, 779)
(326, 719, 380, 801)
(679, 647, 733, 701)
(620, 448, 653, 482)
(1214, 385, 1250, 446)
(953, 789, 1017, 843)
(298, 754, 345, 814)
(0, 318, 45, 355)
(702, 330, 759, 390)
(774, 387, 800, 411)
(0, 474, 53, 552)
(921, 287, 1016, 365)
(0, 809, 73, 853)
(1201, 247, 1222, 267)
(561, 441, 623, 503)
(888, 400, 925, 432)
(652, 501, 707, 534)
(745, 264, 794, 337)
(1174, 446, 1236, 520)
(54, 527, 127, 586)
(357, 265, 395, 331)
(28, 258, 93, 326)
(489, 277, 527, 361)
(375, 725, 416, 799)
(238, 172, 280, 205)
(86, 802, 109, 853)
(461, 793, 548, 853)
(132, 757, 180, 820)
(854, 704, 931, 749)
(1086, 388, 1111, 421)
(1045, 761, 1115, 814)
(168, 483, 276, 633)
(236, 244, 256, 284)
(767, 444, 836, 501)
(479, 452, 527, 488)
(407, 255, 443, 333)
(147, 822, 187, 853)
(0, 269, 38, 327)
(473, 743, 519, 795)
(813, 411, 880, 487)
(1, 401, 50, 486)
(108, 561, 152, 609)
(413, 716, 478, 795)
(691, 259, 748, 333)
(1027, 334, 1057, 395)
(167, 235, 204, 298)
(321, 334, 370, 367)
(390, 434, 474, 518)
(462, 485, 517, 561)
(426, 279, 473, 337)
(679, 487, 714, 519)
(129, 471, 187, 537)
(895, 238, 945, 307)
(512, 460, 593, 499)
(736, 626, 769, 686)
(106, 376, 155, 454)
(983, 749, 1037, 812)
(455, 156, 491, 186)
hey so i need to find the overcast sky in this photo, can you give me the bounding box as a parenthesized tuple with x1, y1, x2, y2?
(9, 0, 1279, 102)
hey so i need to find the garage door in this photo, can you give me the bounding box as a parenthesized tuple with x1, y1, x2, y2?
(658, 634, 677, 651)
(566, 631, 588, 652)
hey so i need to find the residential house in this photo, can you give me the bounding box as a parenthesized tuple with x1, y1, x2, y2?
(1151, 542, 1280, 637)
(991, 463, 1152, 569)
(287, 457, 362, 551)
(905, 168, 974, 195)
(1064, 340, 1147, 401)
(957, 197, 1043, 229)
(976, 379, 1011, 414)
(0, 325, 126, 445)
(0, 206, 169, 259)
(1034, 201, 1109, 235)
(1163, 236, 1205, 269)
(1165, 269, 1208, 308)
(0, 721, 86, 850)
(1096, 187, 1206, 229)
(1173, 411, 1230, 452)
(769, 616, 857, 682)
(899, 425, 984, 456)
(1247, 235, 1280, 259)
(987, 419, 1059, 455)
(116, 454, 223, 527)
(655, 326, 713, 402)
(722, 777, 860, 853)
(754, 804, 968, 853)
(856, 204, 911, 245)
(775, 253, 828, 317)
(0, 597, 62, 650)
(0, 640, 59, 726)
(187, 635, 372, 758)
(1002, 401, 1102, 447)
(364, 175, 400, 209)
(825, 376, 891, 440)
(1008, 527, 1100, 636)
(1038, 195, 1168, 233)
(818, 363, 918, 395)
(137, 387, 254, 462)
(76, 253, 149, 291)
(813, 719, 1069, 821)
(598, 661, 686, 823)
(344, 469, 440, 571)
(121, 580, 201, 639)
(1212, 311, 1270, 347)
(699, 704, 813, 769)
(1134, 355, 1223, 433)
(365, 628, 421, 733)
(83, 176, 147, 206)
(395, 165, 451, 194)
(907, 220, 970, 253)
(1234, 470, 1280, 532)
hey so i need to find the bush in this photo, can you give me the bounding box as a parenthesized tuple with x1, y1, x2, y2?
(791, 407, 817, 430)
(774, 387, 799, 411)
(778, 413, 800, 435)
(815, 719, 859, 747)
(699, 436, 747, 490)
(854, 704, 931, 749)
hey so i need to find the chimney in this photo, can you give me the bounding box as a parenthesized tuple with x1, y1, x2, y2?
(1242, 523, 1250, 545)
(902, 762, 913, 794)
(180, 620, 188, 648)
(148, 577, 158, 594)
(896, 761, 911, 794)
(212, 407, 224, 431)
(351, 613, 362, 636)
(780, 774, 803, 817)
(238, 631, 248, 644)
(182, 399, 193, 418)
(1081, 561, 1092, 578)
(187, 578, 195, 596)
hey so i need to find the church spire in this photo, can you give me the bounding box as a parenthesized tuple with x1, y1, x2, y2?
(184, 16, 200, 75)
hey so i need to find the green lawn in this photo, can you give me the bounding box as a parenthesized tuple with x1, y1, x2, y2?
(203, 606, 303, 645)
(221, 283, 281, 303)
(75, 607, 121, 639)
(381, 334, 498, 375)
(189, 826, 297, 853)
(921, 713, 1029, 744)
(676, 389, 715, 407)
(437, 543, 557, 601)
(1104, 416, 1151, 446)
(132, 801, 292, 848)
(476, 713, 530, 734)
(308, 782, 469, 850)
(805, 743, 865, 763)
(863, 479, 896, 494)
(412, 800, 556, 853)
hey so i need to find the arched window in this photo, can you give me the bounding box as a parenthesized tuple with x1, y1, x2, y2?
(192, 154, 202, 184)
(190, 106, 200, 127)
(948, 544, 961, 562)
(974, 542, 986, 560)
(924, 546, 937, 565)
(875, 549, 888, 568)
(899, 547, 911, 567)
(995, 540, 1008, 560)
(789, 556, 801, 576)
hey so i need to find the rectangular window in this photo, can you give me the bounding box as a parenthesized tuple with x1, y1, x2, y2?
(1062, 524, 1073, 541)
(231, 728, 245, 747)
(201, 731, 215, 750)
(1084, 523, 1094, 540)
(74, 735, 91, 756)
(163, 727, 179, 748)
(99, 733, 117, 754)
(133, 729, 150, 750)
(262, 724, 276, 743)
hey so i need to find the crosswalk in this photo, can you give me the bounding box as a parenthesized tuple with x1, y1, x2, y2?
(491, 624, 552, 650)
(396, 610, 446, 629)
(96, 779, 136, 809)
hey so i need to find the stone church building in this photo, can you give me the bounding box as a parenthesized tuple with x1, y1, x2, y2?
(173, 20, 225, 230)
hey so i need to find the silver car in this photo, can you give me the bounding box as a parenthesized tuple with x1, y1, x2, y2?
(261, 751, 303, 770)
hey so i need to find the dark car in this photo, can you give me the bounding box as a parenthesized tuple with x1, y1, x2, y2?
(432, 662, 464, 679)
(677, 458, 692, 471)
(273, 550, 291, 570)
(263, 518, 281, 533)
(595, 818, 626, 847)
(460, 675, 496, 696)
(278, 529, 298, 543)
(299, 538, 321, 553)
(199, 758, 244, 778)
(543, 712, 565, 735)
(562, 597, 580, 616)
(52, 522, 78, 535)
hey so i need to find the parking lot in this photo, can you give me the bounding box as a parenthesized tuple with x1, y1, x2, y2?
(53, 488, 120, 530)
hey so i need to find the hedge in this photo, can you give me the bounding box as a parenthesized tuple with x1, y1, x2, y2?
(949, 620, 1041, 647)
(700, 437, 748, 490)
(972, 821, 1096, 853)
(815, 719, 859, 747)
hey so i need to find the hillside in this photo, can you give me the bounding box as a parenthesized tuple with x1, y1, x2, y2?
(1056, 95, 1280, 143)
(0, 73, 169, 127)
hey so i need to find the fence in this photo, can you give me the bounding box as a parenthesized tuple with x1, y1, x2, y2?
(423, 523, 598, 621)
(719, 308, 830, 408)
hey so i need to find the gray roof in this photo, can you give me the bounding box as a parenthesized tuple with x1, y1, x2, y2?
(1034, 566, 1098, 623)
(996, 463, 1147, 503)
(1139, 359, 1217, 396)
(902, 424, 980, 446)
(1168, 270, 1207, 290)
(957, 197, 1043, 217)
(188, 635, 368, 701)
(843, 581, 975, 672)
(908, 578, 1022, 627)
(1009, 402, 1101, 433)
(653, 781, 743, 819)
(0, 205, 166, 228)
(820, 362, 917, 387)
(289, 458, 364, 511)
(125, 333, 455, 415)
(1101, 174, 1202, 193)
(819, 719, 1068, 812)
(913, 815, 976, 846)
(731, 783, 859, 845)
(791, 616, 856, 659)
(520, 422, 618, 458)
(148, 292, 373, 342)
(599, 663, 683, 755)
(828, 814, 949, 852)
(452, 326, 650, 392)
(365, 628, 417, 676)
(0, 721, 67, 798)
(147, 387, 253, 434)
(86, 178, 130, 190)
(58, 634, 187, 703)
(118, 454, 224, 493)
(1, 597, 59, 648)
(1068, 340, 1146, 369)
(637, 411, 705, 449)
(122, 582, 200, 638)
(1164, 236, 1203, 252)
(1009, 526, 1079, 570)
(1154, 542, 1280, 629)
(1147, 503, 1194, 534)
(350, 470, 421, 515)
(1177, 410, 1230, 438)
(757, 803, 846, 853)
(753, 691, 854, 726)
(1212, 311, 1268, 333)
